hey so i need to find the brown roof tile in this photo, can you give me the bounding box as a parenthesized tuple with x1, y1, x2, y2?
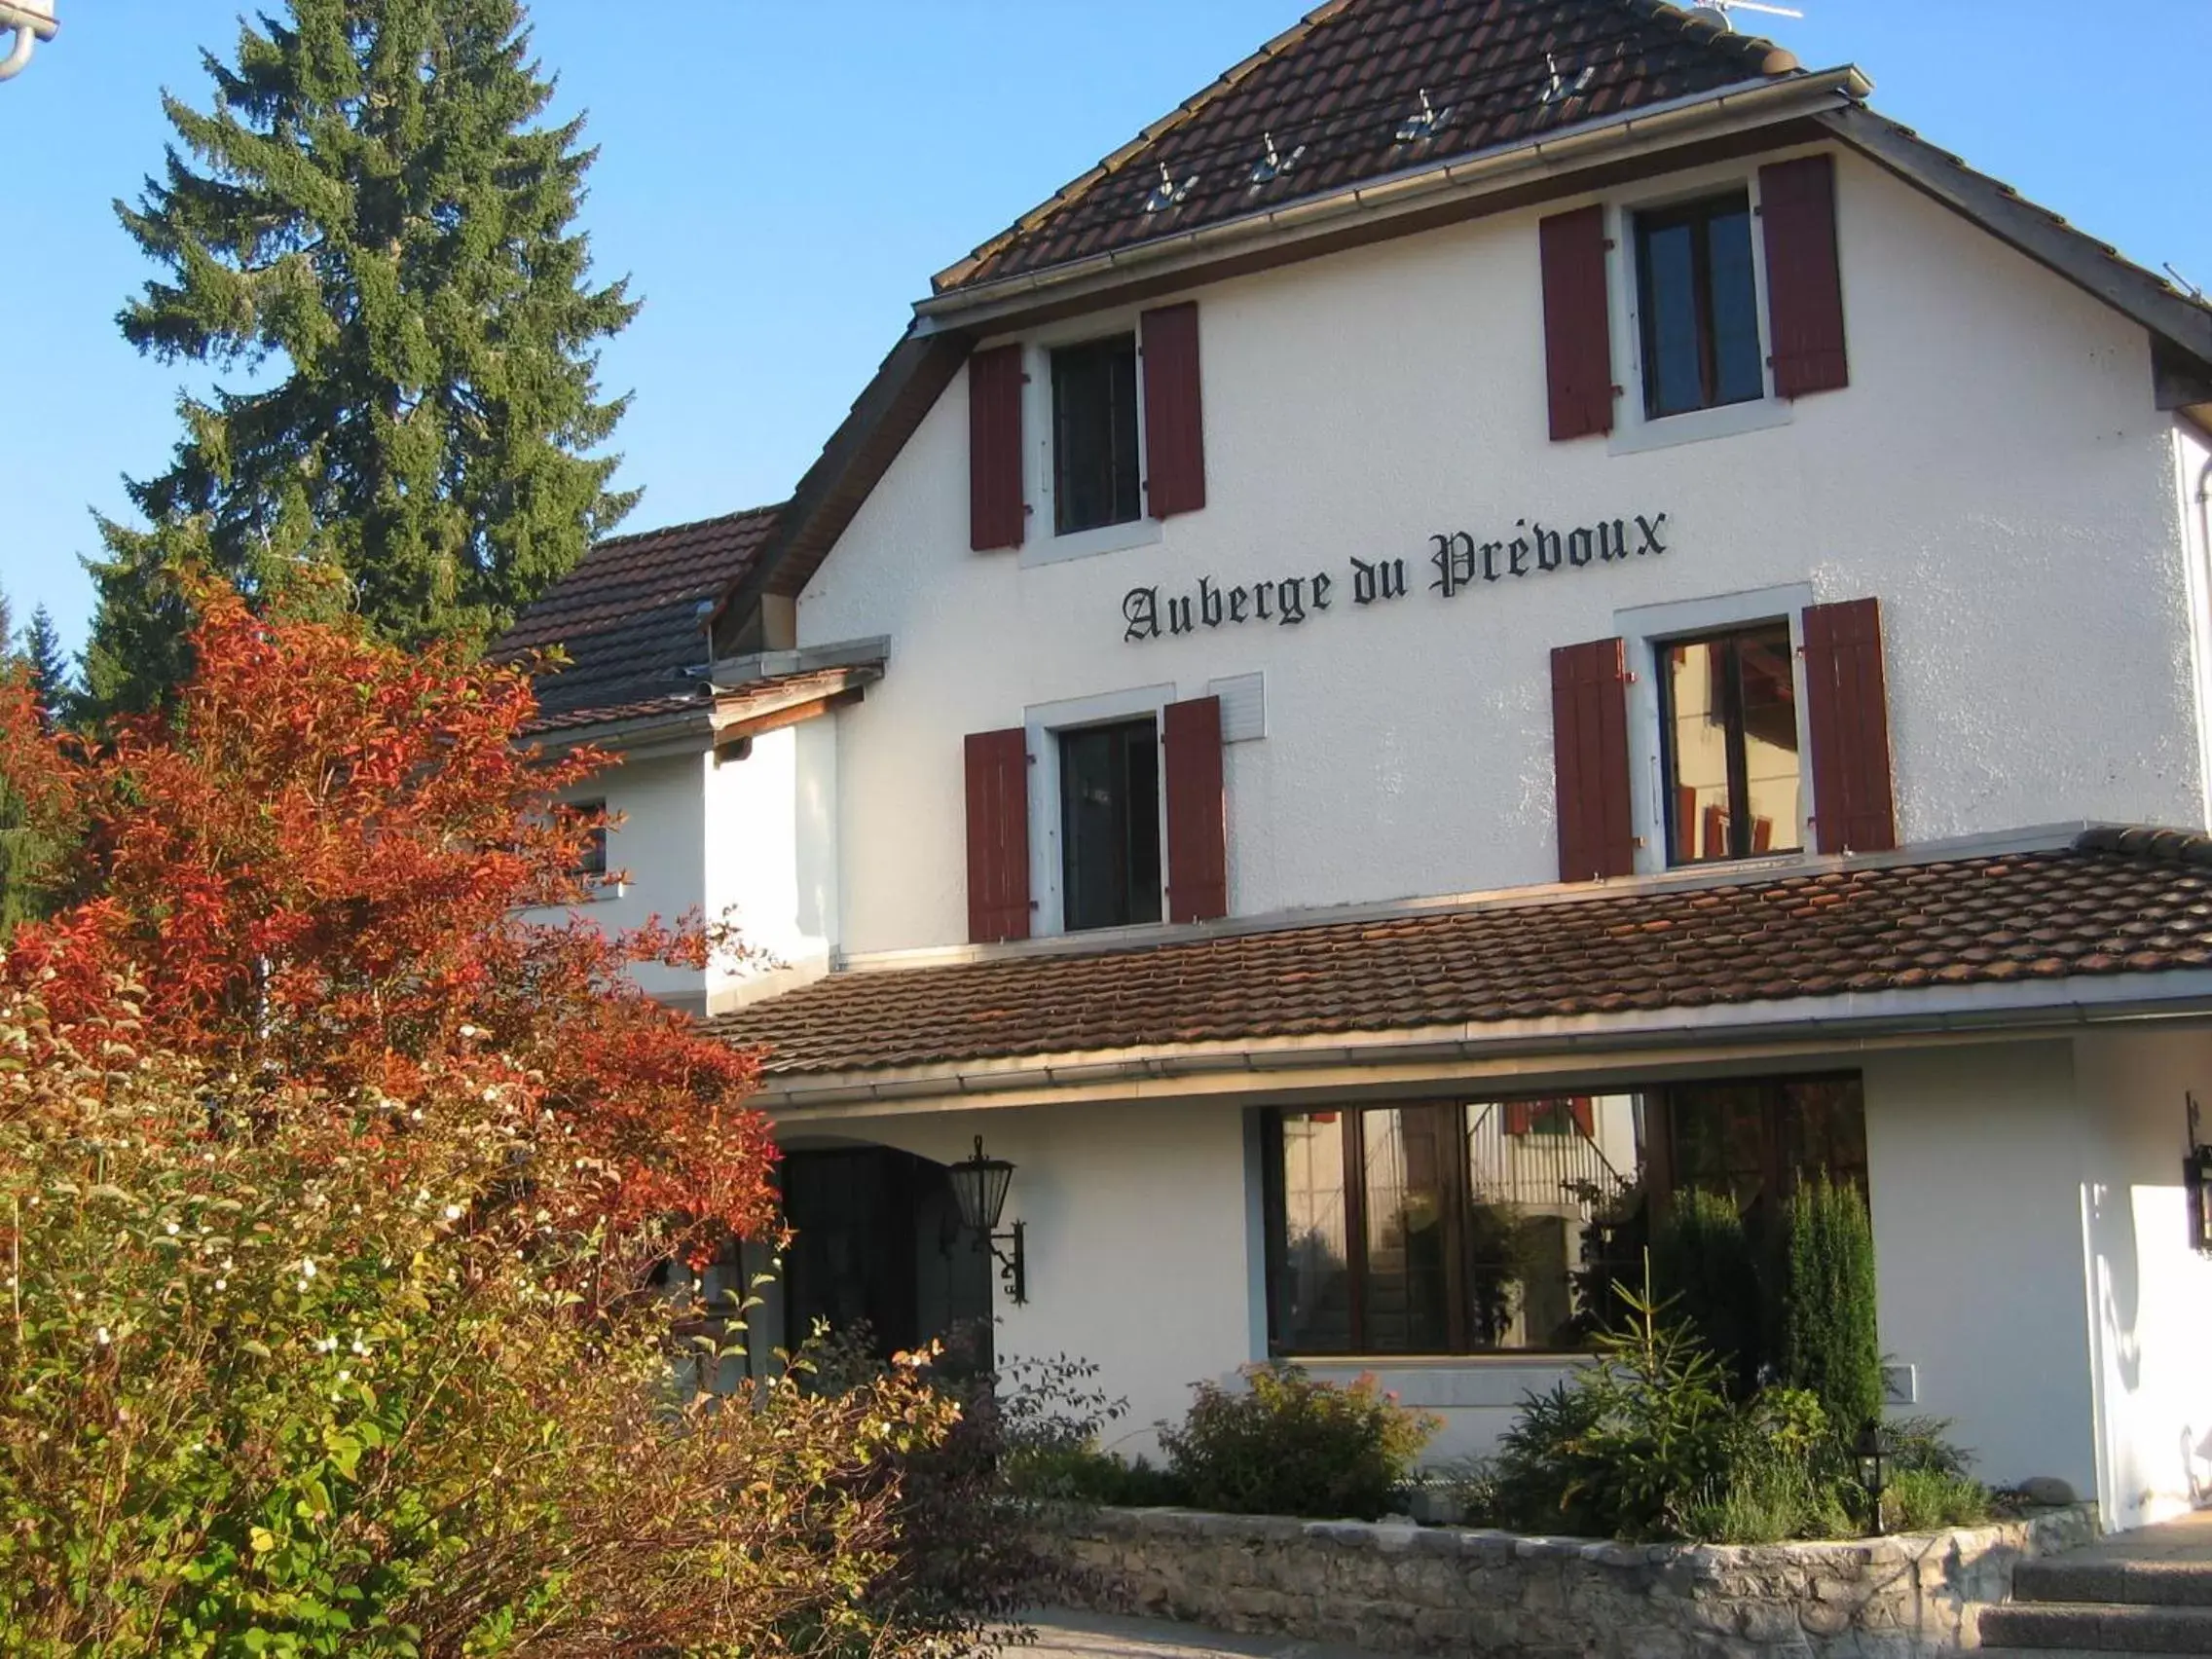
(710, 828, 2212, 1078)
(493, 504, 784, 725)
(937, 0, 1796, 294)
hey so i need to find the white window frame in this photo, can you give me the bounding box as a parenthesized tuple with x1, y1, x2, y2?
(1615, 583, 1816, 877)
(1025, 682, 1175, 937)
(1604, 162, 1794, 457)
(1019, 311, 1164, 568)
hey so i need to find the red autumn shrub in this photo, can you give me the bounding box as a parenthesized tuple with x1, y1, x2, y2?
(0, 588, 977, 1654)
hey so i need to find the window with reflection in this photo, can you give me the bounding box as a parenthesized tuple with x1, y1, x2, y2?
(1661, 622, 1802, 866)
(1261, 1076, 1866, 1356)
(1635, 191, 1764, 420)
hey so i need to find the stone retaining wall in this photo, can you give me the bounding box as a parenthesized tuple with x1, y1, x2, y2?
(1055, 1504, 2100, 1659)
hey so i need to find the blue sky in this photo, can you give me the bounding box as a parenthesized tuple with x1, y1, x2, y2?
(1, 1, 2205, 657)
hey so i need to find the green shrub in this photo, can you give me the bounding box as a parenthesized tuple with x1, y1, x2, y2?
(1884, 1468, 1994, 1531)
(1651, 1187, 1766, 1394)
(1159, 1364, 1439, 1520)
(1492, 1284, 1736, 1539)
(1005, 1446, 1188, 1507)
(1780, 1176, 1884, 1441)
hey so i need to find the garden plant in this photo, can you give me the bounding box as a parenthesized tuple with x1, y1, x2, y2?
(0, 587, 986, 1655)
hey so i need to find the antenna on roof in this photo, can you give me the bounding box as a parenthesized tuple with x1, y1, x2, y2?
(1395, 87, 1449, 144)
(2163, 262, 2205, 303)
(1250, 130, 1305, 185)
(1537, 53, 1597, 105)
(1143, 161, 1198, 214)
(1691, 0, 1805, 27)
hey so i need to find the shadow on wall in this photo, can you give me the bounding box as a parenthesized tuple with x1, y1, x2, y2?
(2088, 1180, 2145, 1401)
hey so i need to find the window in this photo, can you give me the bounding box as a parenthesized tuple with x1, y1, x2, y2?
(1659, 622, 1801, 866)
(1051, 334, 1141, 536)
(1262, 1076, 1864, 1357)
(561, 798, 608, 879)
(1057, 717, 1161, 932)
(1635, 192, 1764, 420)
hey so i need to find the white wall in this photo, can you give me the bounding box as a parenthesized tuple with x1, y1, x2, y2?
(802, 146, 2198, 957)
(702, 720, 841, 1005)
(2074, 1027, 2212, 1529)
(2179, 422, 2212, 831)
(837, 1100, 1259, 1457)
(551, 750, 711, 1006)
(1862, 1043, 2100, 1498)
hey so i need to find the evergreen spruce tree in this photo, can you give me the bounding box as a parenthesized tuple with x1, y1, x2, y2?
(85, 0, 639, 717)
(1649, 1186, 1765, 1396)
(20, 606, 71, 730)
(1780, 1175, 1884, 1437)
(0, 588, 65, 936)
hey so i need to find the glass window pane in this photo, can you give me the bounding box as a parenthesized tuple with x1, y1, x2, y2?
(1664, 639, 1734, 865)
(1058, 718, 1160, 932)
(1361, 1108, 1453, 1353)
(1669, 1083, 1769, 1215)
(1640, 219, 1704, 418)
(1051, 335, 1140, 535)
(1275, 1113, 1353, 1353)
(1468, 1095, 1647, 1350)
(1780, 1077, 1867, 1191)
(1737, 625, 1801, 855)
(1706, 203, 1764, 406)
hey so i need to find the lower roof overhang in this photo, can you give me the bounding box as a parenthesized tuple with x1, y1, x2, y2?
(747, 968, 2212, 1124)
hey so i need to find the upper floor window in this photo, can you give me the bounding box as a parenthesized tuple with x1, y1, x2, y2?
(1635, 191, 1764, 421)
(561, 798, 609, 879)
(1051, 334, 1141, 536)
(1659, 621, 1801, 866)
(1058, 716, 1161, 931)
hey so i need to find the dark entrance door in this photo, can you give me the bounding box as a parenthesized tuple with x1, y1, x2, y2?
(780, 1146, 993, 1367)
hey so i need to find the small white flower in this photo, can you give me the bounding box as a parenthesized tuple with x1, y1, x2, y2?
(213, 1278, 227, 1291)
(315, 1335, 339, 1353)
(164, 1221, 180, 1236)
(459, 1023, 481, 1039)
(409, 1108, 424, 1123)
(350, 1335, 369, 1356)
(95, 1326, 111, 1345)
(337, 1369, 350, 1382)
(299, 1259, 316, 1279)
(443, 1204, 462, 1222)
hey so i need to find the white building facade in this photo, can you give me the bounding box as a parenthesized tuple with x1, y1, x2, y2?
(504, 0, 2212, 1531)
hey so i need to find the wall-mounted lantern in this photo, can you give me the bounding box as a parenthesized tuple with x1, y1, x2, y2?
(1855, 1420, 1889, 1536)
(2188, 1094, 2212, 1257)
(948, 1135, 1026, 1305)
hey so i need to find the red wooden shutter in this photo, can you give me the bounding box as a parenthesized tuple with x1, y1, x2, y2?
(1538, 205, 1614, 441)
(969, 345, 1026, 551)
(1141, 302, 1206, 519)
(1568, 1097, 1596, 1139)
(1759, 154, 1849, 397)
(964, 727, 1031, 942)
(1163, 695, 1227, 923)
(1802, 598, 1897, 855)
(1504, 1102, 1533, 1137)
(1551, 638, 1636, 883)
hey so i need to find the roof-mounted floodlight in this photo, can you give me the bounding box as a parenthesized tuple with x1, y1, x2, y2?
(0, 0, 57, 81)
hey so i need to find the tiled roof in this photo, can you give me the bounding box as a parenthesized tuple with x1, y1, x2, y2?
(493, 504, 784, 725)
(711, 828, 2212, 1080)
(936, 0, 1797, 294)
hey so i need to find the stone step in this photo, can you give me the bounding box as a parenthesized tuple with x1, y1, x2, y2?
(1979, 1604, 2212, 1653)
(2015, 1561, 2212, 1608)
